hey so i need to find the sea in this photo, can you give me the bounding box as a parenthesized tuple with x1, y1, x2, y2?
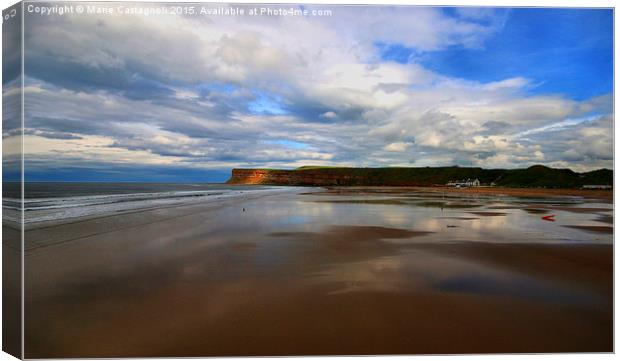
(3, 182, 293, 224)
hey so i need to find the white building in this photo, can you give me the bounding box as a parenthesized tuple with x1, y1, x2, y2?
(446, 178, 480, 187)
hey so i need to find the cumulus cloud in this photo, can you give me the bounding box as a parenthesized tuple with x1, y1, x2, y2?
(12, 4, 613, 179)
(384, 142, 412, 152)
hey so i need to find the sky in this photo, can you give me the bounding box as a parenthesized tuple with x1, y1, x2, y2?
(3, 4, 613, 182)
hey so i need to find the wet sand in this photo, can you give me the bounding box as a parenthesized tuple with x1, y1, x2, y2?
(307, 186, 613, 200)
(427, 186, 612, 201)
(564, 225, 614, 234)
(24, 187, 613, 357)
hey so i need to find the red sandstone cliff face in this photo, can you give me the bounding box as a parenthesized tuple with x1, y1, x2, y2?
(226, 169, 287, 185)
(226, 169, 365, 186)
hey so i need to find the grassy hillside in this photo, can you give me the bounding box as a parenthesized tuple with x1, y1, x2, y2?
(495, 165, 612, 188)
(228, 165, 613, 188)
(580, 168, 614, 185)
(294, 166, 506, 185)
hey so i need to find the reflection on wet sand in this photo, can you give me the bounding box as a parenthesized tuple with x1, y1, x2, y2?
(25, 187, 612, 357)
(564, 225, 614, 234)
(469, 211, 507, 217)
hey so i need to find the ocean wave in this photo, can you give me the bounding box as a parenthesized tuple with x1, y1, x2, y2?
(3, 186, 298, 224)
(4, 190, 228, 211)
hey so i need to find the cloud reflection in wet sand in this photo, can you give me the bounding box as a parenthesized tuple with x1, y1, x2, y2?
(25, 188, 612, 357)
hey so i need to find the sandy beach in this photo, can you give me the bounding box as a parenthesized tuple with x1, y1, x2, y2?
(23, 186, 613, 357)
(435, 187, 613, 201)
(315, 186, 614, 200)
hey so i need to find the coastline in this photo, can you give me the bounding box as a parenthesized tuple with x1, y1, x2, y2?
(227, 166, 613, 189)
(430, 186, 613, 200)
(316, 186, 613, 201)
(21, 186, 310, 250)
(20, 184, 613, 252)
(13, 186, 305, 230)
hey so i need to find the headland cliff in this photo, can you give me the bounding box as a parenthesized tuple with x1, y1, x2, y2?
(226, 165, 612, 188)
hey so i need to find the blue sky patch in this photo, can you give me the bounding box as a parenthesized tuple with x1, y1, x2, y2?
(264, 139, 309, 150)
(418, 8, 613, 100)
(247, 91, 288, 115)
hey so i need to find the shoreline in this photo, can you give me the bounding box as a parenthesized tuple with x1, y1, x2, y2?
(315, 186, 613, 200)
(13, 186, 308, 231)
(19, 185, 613, 251)
(426, 186, 612, 200)
(22, 187, 312, 251)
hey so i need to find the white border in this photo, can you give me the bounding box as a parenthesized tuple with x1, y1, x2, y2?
(0, 1, 616, 361)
